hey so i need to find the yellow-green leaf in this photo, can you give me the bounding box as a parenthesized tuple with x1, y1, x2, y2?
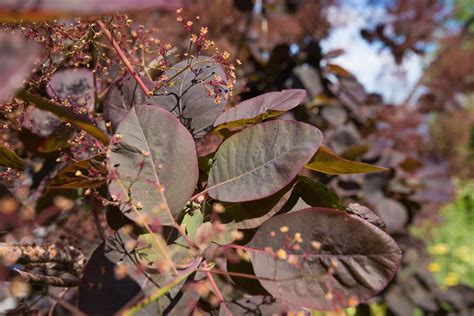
(305, 145, 388, 175)
(17, 89, 109, 145)
(48, 154, 106, 189)
(0, 145, 26, 171)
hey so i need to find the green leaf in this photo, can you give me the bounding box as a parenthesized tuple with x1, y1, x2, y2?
(246, 207, 402, 310)
(305, 145, 388, 175)
(283, 176, 341, 211)
(136, 233, 173, 269)
(48, 154, 106, 189)
(207, 120, 322, 202)
(181, 209, 204, 240)
(107, 104, 198, 226)
(0, 145, 26, 171)
(17, 89, 109, 145)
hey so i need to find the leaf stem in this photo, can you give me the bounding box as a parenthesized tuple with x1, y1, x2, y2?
(203, 261, 225, 303)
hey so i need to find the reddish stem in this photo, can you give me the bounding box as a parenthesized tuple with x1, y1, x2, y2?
(204, 263, 225, 303)
(97, 20, 151, 96)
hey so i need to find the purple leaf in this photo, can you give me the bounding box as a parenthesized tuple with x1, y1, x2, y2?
(107, 105, 198, 226)
(207, 120, 322, 202)
(214, 89, 306, 126)
(245, 207, 402, 311)
(0, 32, 38, 104)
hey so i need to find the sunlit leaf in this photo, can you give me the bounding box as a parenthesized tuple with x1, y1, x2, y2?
(208, 120, 322, 202)
(305, 145, 388, 175)
(246, 207, 402, 310)
(108, 105, 198, 226)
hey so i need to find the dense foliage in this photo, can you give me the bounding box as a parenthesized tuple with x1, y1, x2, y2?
(0, 0, 473, 315)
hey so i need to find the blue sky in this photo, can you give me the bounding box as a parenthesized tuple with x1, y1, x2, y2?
(320, 2, 427, 104)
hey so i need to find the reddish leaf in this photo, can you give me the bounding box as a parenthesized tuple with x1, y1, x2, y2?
(245, 207, 402, 311)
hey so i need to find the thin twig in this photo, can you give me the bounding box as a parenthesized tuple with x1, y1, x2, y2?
(49, 293, 87, 316)
(203, 262, 225, 303)
(97, 20, 151, 96)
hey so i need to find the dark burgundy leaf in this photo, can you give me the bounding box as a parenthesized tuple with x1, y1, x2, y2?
(246, 207, 402, 310)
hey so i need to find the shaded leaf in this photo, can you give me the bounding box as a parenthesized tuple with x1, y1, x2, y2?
(0, 145, 26, 171)
(17, 89, 109, 145)
(0, 32, 38, 104)
(36, 123, 76, 153)
(220, 181, 295, 229)
(0, 0, 181, 20)
(285, 176, 342, 210)
(208, 120, 322, 202)
(246, 207, 402, 311)
(48, 154, 106, 189)
(78, 242, 148, 315)
(108, 105, 198, 226)
(226, 258, 270, 296)
(305, 145, 388, 175)
(214, 89, 306, 128)
(79, 230, 198, 315)
(220, 296, 307, 315)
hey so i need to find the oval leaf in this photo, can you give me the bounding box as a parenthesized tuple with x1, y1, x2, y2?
(108, 104, 198, 226)
(104, 74, 162, 132)
(305, 145, 387, 175)
(214, 89, 306, 127)
(246, 207, 402, 311)
(207, 120, 322, 202)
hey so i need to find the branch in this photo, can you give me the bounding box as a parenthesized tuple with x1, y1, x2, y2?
(0, 243, 86, 279)
(97, 20, 152, 96)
